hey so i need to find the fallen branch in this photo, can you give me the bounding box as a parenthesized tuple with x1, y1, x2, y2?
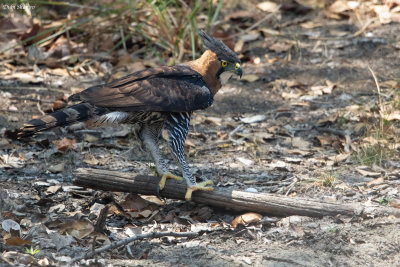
(71, 231, 198, 263)
(73, 168, 400, 218)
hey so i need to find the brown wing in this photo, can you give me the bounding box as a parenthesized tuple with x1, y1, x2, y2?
(69, 65, 213, 112)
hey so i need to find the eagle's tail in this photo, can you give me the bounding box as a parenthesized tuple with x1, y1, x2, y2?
(18, 103, 107, 138)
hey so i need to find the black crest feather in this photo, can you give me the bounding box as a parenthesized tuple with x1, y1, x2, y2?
(198, 30, 240, 63)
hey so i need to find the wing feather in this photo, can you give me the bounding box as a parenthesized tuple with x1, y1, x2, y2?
(70, 65, 213, 112)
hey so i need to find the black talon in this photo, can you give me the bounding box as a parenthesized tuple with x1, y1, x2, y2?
(156, 184, 162, 199)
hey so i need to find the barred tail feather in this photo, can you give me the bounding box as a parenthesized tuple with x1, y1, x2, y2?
(18, 103, 107, 138)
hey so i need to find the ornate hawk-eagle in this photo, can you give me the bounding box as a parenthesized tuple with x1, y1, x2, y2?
(19, 30, 242, 201)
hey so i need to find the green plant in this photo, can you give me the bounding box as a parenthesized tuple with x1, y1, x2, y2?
(356, 143, 388, 166)
(1, 0, 225, 65)
(322, 175, 335, 187)
(378, 197, 391, 206)
(25, 246, 40, 256)
(327, 224, 337, 233)
(354, 67, 400, 167)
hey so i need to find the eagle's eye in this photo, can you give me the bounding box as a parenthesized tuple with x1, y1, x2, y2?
(235, 63, 240, 70)
(221, 61, 228, 67)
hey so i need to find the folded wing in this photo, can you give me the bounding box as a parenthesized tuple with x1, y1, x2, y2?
(69, 65, 213, 112)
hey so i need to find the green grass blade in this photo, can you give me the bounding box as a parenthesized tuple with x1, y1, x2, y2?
(210, 0, 224, 26)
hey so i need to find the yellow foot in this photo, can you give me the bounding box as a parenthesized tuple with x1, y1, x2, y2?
(157, 173, 183, 196)
(185, 180, 214, 201)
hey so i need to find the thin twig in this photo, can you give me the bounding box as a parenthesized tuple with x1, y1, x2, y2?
(367, 65, 384, 117)
(223, 13, 275, 40)
(0, 86, 66, 93)
(353, 19, 374, 37)
(229, 124, 245, 144)
(285, 177, 298, 196)
(36, 102, 46, 116)
(9, 97, 54, 103)
(0, 109, 39, 114)
(70, 231, 198, 262)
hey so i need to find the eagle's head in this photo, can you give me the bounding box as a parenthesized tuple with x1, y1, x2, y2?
(198, 30, 242, 81)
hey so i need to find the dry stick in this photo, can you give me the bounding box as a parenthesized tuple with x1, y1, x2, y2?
(353, 19, 374, 37)
(73, 168, 400, 218)
(70, 231, 198, 263)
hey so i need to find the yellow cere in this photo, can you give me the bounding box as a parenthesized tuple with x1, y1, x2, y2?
(235, 63, 240, 70)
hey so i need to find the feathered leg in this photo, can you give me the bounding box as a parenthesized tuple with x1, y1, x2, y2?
(165, 112, 213, 201)
(138, 122, 182, 196)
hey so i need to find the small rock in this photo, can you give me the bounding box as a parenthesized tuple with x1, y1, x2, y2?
(245, 188, 258, 193)
(48, 163, 65, 173)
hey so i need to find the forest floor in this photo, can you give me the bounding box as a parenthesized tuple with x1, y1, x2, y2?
(1, 1, 400, 266)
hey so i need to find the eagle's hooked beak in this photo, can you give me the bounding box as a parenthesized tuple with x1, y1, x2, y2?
(234, 63, 242, 78)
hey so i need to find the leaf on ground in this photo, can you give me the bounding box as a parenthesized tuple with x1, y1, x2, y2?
(125, 226, 142, 237)
(58, 220, 94, 239)
(5, 236, 34, 246)
(0, 154, 24, 168)
(362, 136, 379, 145)
(83, 134, 99, 143)
(140, 195, 165, 205)
(257, 1, 280, 13)
(316, 135, 334, 146)
(385, 111, 400, 121)
(310, 80, 335, 95)
(236, 132, 274, 143)
(269, 160, 288, 170)
(2, 219, 20, 233)
(185, 138, 196, 148)
(292, 137, 311, 149)
(328, 153, 349, 163)
(264, 54, 280, 63)
(49, 204, 66, 213)
(356, 168, 381, 178)
(45, 185, 61, 195)
(138, 209, 153, 218)
(49, 232, 75, 251)
(225, 10, 262, 22)
(366, 177, 385, 187)
(239, 32, 260, 42)
(328, 0, 356, 14)
(83, 155, 99, 165)
(231, 212, 262, 228)
(388, 200, 400, 209)
(234, 38, 244, 53)
(269, 42, 292, 52)
(240, 114, 266, 124)
(54, 137, 76, 152)
(121, 193, 151, 211)
(287, 149, 312, 156)
(373, 5, 393, 24)
(237, 157, 254, 166)
(290, 101, 310, 107)
(317, 113, 338, 125)
(3, 72, 41, 83)
(283, 157, 303, 163)
(38, 258, 50, 266)
(241, 74, 260, 82)
(282, 91, 303, 99)
(204, 116, 222, 126)
(300, 21, 323, 29)
(380, 80, 399, 89)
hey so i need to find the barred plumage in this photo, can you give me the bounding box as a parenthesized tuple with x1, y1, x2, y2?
(165, 112, 195, 186)
(18, 30, 242, 201)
